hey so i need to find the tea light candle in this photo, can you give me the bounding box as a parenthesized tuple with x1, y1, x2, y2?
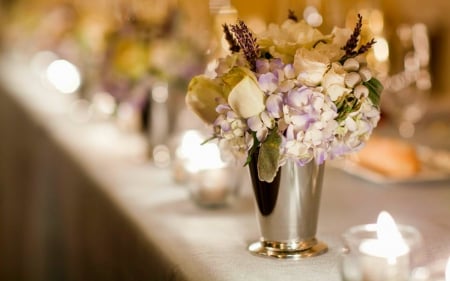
(358, 212, 411, 281)
(193, 168, 231, 205)
(185, 139, 231, 206)
(174, 130, 238, 207)
(341, 211, 421, 281)
(173, 130, 205, 183)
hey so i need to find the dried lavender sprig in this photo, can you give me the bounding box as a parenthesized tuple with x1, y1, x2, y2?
(340, 14, 376, 63)
(341, 14, 363, 55)
(356, 38, 376, 56)
(288, 9, 298, 22)
(230, 20, 260, 71)
(222, 24, 241, 53)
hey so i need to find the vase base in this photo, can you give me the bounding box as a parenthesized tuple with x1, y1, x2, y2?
(248, 240, 328, 259)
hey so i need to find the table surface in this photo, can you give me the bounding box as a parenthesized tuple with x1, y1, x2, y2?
(1, 53, 450, 281)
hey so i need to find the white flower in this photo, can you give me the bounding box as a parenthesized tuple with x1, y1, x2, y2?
(331, 27, 353, 46)
(228, 76, 266, 118)
(294, 48, 329, 86)
(322, 63, 350, 101)
(258, 19, 327, 63)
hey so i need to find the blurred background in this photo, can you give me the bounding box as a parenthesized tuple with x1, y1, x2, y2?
(1, 0, 449, 140)
(1, 0, 450, 91)
(0, 0, 450, 280)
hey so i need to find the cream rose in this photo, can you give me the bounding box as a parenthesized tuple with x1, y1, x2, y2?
(293, 48, 329, 86)
(258, 19, 327, 63)
(322, 63, 350, 101)
(228, 76, 265, 118)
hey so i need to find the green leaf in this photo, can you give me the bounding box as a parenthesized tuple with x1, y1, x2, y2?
(363, 78, 383, 108)
(257, 130, 281, 183)
(244, 132, 260, 166)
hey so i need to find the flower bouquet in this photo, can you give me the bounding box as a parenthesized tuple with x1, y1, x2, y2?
(186, 13, 383, 183)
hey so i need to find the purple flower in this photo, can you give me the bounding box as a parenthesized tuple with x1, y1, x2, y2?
(266, 94, 283, 118)
(286, 87, 310, 108)
(216, 104, 231, 114)
(258, 72, 278, 93)
(269, 58, 284, 71)
(256, 59, 270, 74)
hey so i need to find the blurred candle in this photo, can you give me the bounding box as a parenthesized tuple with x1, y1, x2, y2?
(357, 212, 410, 281)
(91, 92, 116, 118)
(46, 59, 81, 94)
(359, 211, 410, 259)
(148, 82, 170, 163)
(174, 130, 239, 207)
(341, 211, 421, 281)
(116, 102, 141, 132)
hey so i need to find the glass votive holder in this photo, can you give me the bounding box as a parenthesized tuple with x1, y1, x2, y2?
(340, 223, 423, 281)
(410, 257, 450, 281)
(172, 130, 242, 208)
(187, 165, 242, 208)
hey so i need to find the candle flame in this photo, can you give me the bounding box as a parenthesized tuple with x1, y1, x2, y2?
(178, 130, 227, 172)
(376, 211, 409, 261)
(377, 211, 404, 243)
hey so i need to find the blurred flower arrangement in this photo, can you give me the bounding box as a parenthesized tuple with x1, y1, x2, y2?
(186, 13, 383, 182)
(2, 0, 207, 133)
(101, 6, 207, 131)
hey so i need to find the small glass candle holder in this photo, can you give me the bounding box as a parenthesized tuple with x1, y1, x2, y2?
(410, 257, 450, 281)
(187, 164, 241, 208)
(340, 213, 422, 281)
(173, 130, 242, 208)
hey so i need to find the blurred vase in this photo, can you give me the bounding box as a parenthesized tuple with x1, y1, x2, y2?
(247, 151, 328, 259)
(381, 23, 432, 138)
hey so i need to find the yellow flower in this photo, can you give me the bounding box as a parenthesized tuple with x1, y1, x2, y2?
(185, 76, 224, 124)
(186, 67, 266, 124)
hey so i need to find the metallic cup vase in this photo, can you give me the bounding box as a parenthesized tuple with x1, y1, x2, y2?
(248, 155, 328, 259)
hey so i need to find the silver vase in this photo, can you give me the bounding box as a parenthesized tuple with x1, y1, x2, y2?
(248, 157, 328, 259)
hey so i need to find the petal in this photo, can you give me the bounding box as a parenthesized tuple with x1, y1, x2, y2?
(258, 72, 278, 93)
(284, 64, 296, 79)
(285, 124, 295, 140)
(228, 76, 266, 118)
(278, 80, 295, 92)
(327, 84, 348, 101)
(220, 120, 231, 132)
(260, 111, 274, 129)
(269, 58, 284, 71)
(247, 115, 263, 131)
(216, 104, 230, 114)
(256, 127, 268, 142)
(290, 114, 310, 129)
(186, 75, 224, 124)
(345, 117, 357, 131)
(256, 59, 270, 73)
(266, 94, 283, 118)
(287, 87, 309, 108)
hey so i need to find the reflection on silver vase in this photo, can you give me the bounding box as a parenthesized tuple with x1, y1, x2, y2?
(248, 157, 328, 259)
